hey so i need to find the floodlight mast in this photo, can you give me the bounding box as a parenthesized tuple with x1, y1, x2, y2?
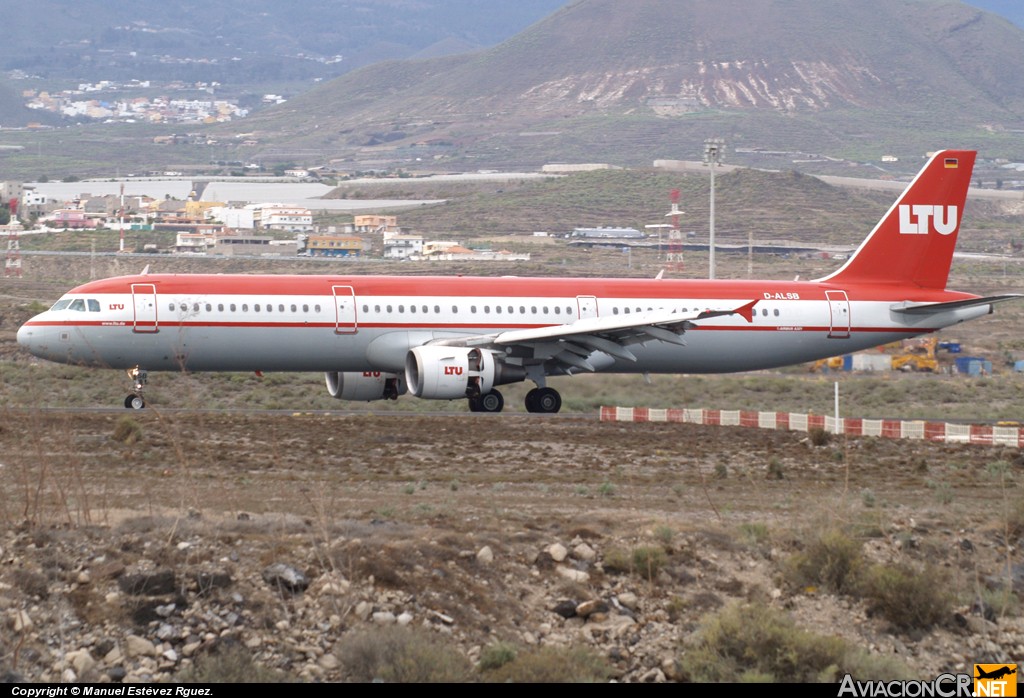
(703, 138, 725, 279)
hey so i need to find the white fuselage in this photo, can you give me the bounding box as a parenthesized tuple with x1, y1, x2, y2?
(16, 274, 985, 375)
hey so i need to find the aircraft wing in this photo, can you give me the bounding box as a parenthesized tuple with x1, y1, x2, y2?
(890, 294, 1023, 315)
(429, 299, 757, 373)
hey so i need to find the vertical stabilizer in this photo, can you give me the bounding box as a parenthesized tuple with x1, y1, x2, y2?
(817, 150, 975, 289)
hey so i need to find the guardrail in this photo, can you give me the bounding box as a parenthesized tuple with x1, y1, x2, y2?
(598, 406, 1023, 447)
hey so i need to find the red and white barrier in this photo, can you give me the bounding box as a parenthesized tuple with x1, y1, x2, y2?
(599, 406, 1024, 447)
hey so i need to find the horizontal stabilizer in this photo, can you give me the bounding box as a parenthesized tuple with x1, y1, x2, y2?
(890, 294, 1023, 315)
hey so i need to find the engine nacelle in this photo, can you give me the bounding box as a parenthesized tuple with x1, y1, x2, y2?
(405, 346, 500, 399)
(324, 371, 406, 401)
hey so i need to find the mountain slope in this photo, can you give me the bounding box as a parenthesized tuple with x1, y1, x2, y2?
(237, 0, 1024, 168)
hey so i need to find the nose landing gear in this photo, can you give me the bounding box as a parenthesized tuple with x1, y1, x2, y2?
(124, 366, 148, 409)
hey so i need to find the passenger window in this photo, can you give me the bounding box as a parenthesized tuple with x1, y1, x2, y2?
(205, 303, 212, 312)
(88, 299, 100, 312)
(230, 304, 237, 312)
(218, 304, 224, 312)
(434, 305, 440, 314)
(422, 305, 428, 313)
(315, 305, 321, 313)
(291, 304, 297, 313)
(484, 305, 490, 314)
(374, 305, 380, 313)
(266, 304, 272, 312)
(471, 305, 477, 313)
(362, 305, 369, 313)
(168, 303, 175, 312)
(386, 305, 393, 313)
(531, 306, 537, 314)
(774, 309, 780, 317)
(613, 308, 619, 315)
(543, 306, 549, 314)
(279, 304, 285, 312)
(495, 306, 502, 314)
(193, 303, 200, 312)
(242, 304, 249, 312)
(554, 307, 561, 315)
(303, 304, 309, 313)
(180, 303, 187, 312)
(409, 305, 416, 313)
(399, 305, 405, 313)
(452, 305, 458, 313)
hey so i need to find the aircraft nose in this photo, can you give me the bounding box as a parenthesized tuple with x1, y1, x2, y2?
(17, 322, 34, 349)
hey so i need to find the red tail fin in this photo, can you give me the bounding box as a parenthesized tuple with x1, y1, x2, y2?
(818, 150, 976, 289)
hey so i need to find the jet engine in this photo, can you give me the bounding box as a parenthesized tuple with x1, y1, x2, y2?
(405, 346, 525, 399)
(324, 371, 406, 401)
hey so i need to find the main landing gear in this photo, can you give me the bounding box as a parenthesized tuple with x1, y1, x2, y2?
(525, 387, 561, 414)
(124, 366, 147, 409)
(466, 386, 563, 413)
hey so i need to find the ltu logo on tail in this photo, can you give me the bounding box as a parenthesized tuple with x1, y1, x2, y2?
(899, 205, 958, 235)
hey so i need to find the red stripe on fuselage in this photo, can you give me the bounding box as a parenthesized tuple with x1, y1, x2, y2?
(64, 274, 979, 305)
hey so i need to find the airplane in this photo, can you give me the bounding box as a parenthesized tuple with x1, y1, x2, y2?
(16, 149, 1020, 413)
(975, 666, 1016, 681)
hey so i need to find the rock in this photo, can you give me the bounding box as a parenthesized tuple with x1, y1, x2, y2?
(193, 572, 233, 596)
(65, 649, 95, 676)
(397, 612, 414, 626)
(309, 572, 349, 597)
(355, 601, 373, 621)
(576, 599, 610, 618)
(119, 570, 176, 596)
(661, 655, 684, 681)
(574, 543, 597, 562)
(124, 635, 157, 658)
(548, 543, 568, 562)
(318, 654, 340, 671)
(477, 546, 494, 565)
(372, 611, 396, 625)
(617, 592, 639, 611)
(639, 667, 666, 683)
(556, 566, 590, 584)
(262, 563, 309, 594)
(552, 600, 578, 619)
(10, 609, 32, 632)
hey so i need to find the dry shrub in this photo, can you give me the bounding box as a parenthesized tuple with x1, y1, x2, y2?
(111, 416, 142, 445)
(861, 563, 952, 632)
(681, 601, 911, 682)
(483, 645, 610, 683)
(177, 643, 291, 683)
(336, 626, 471, 683)
(784, 528, 865, 595)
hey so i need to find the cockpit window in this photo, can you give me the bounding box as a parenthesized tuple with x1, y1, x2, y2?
(68, 299, 86, 312)
(88, 299, 101, 312)
(51, 299, 72, 311)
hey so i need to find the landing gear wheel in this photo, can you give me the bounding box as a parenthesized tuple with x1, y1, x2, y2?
(525, 387, 561, 413)
(124, 394, 146, 410)
(474, 389, 504, 413)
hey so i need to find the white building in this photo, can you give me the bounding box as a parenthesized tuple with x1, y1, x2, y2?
(208, 206, 256, 229)
(253, 204, 313, 233)
(383, 233, 423, 259)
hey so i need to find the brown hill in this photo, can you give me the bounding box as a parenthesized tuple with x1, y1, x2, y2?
(238, 0, 1024, 169)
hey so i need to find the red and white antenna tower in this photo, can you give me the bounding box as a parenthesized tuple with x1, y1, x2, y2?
(665, 189, 684, 269)
(5, 197, 22, 278)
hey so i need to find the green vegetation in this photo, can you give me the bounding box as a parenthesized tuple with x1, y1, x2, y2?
(681, 601, 912, 682)
(336, 626, 472, 683)
(177, 644, 292, 683)
(784, 528, 866, 595)
(481, 645, 610, 683)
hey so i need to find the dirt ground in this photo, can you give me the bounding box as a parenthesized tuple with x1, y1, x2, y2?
(1, 408, 1022, 682)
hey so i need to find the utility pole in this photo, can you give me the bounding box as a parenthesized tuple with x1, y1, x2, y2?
(703, 138, 725, 280)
